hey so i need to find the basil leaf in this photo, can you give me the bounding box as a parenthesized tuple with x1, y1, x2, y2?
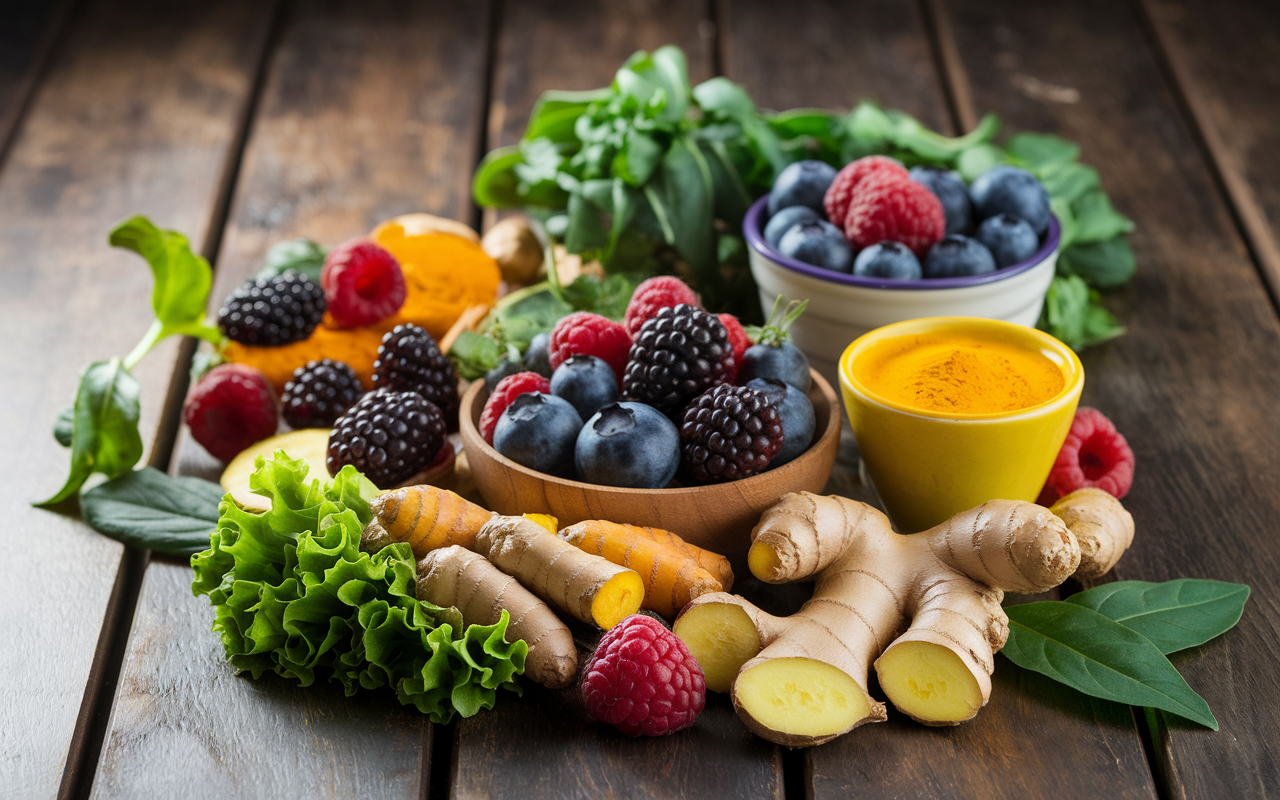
(1071, 190, 1136, 244)
(1007, 132, 1079, 167)
(1061, 238, 1137, 289)
(255, 237, 328, 282)
(1003, 601, 1218, 730)
(54, 405, 74, 447)
(81, 467, 223, 555)
(38, 358, 143, 506)
(1067, 580, 1250, 654)
(109, 216, 211, 330)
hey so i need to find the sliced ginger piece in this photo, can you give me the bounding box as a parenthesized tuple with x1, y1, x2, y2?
(673, 601, 761, 693)
(589, 571, 646, 630)
(876, 641, 985, 724)
(734, 658, 869, 744)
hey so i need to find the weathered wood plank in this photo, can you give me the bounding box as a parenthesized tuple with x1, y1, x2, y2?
(89, 2, 493, 798)
(722, 2, 1158, 797)
(0, 1, 69, 159)
(0, 1, 272, 796)
(941, 1, 1280, 797)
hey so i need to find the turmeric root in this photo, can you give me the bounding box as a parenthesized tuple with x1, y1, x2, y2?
(673, 491, 1133, 746)
(475, 515, 644, 630)
(618, 524, 734, 591)
(559, 521, 727, 619)
(417, 545, 577, 688)
(372, 485, 494, 559)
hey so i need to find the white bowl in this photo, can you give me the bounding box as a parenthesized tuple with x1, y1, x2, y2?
(744, 197, 1060, 386)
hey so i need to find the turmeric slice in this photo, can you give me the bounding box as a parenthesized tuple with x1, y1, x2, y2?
(372, 485, 494, 559)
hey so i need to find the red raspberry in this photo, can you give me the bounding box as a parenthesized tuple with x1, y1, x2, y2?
(1038, 407, 1135, 505)
(624, 276, 700, 338)
(823, 155, 908, 229)
(321, 239, 406, 327)
(581, 614, 706, 737)
(479, 371, 551, 444)
(183, 364, 278, 461)
(718, 313, 749, 383)
(843, 173, 945, 257)
(549, 312, 631, 381)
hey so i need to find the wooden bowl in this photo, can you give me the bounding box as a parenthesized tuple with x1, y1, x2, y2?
(458, 370, 841, 557)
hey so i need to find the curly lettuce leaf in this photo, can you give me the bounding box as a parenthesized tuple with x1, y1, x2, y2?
(191, 451, 526, 723)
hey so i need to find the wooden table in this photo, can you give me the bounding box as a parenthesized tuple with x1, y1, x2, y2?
(3, 1, 1277, 797)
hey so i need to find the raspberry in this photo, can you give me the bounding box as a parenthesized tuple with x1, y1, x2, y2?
(680, 384, 783, 483)
(217, 271, 326, 346)
(581, 614, 705, 737)
(549, 312, 631, 381)
(327, 388, 446, 488)
(622, 305, 734, 412)
(718, 313, 749, 383)
(183, 364, 278, 462)
(281, 359, 363, 429)
(373, 324, 459, 431)
(624, 276, 700, 338)
(823, 155, 908, 230)
(321, 239, 406, 327)
(1039, 407, 1135, 505)
(844, 172, 946, 257)
(479, 371, 551, 444)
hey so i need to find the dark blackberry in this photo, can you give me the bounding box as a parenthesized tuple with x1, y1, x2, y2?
(326, 388, 446, 488)
(372, 324, 459, 430)
(217, 270, 325, 345)
(281, 359, 363, 429)
(680, 384, 783, 484)
(622, 305, 733, 412)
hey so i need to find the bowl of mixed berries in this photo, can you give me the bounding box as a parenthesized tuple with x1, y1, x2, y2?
(745, 157, 1060, 382)
(459, 281, 841, 558)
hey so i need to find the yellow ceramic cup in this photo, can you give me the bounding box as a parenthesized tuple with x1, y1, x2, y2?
(839, 317, 1083, 533)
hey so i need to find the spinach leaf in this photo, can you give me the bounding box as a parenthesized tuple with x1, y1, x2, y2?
(1003, 601, 1218, 729)
(472, 145, 530, 208)
(1039, 275, 1123, 350)
(38, 359, 143, 506)
(1067, 580, 1250, 655)
(54, 406, 74, 447)
(1061, 238, 1137, 288)
(1007, 132, 1079, 167)
(81, 467, 223, 555)
(560, 273, 641, 320)
(254, 237, 328, 282)
(525, 88, 611, 143)
(957, 143, 1007, 182)
(1036, 161, 1100, 205)
(643, 137, 715, 290)
(1071, 191, 1135, 244)
(449, 330, 503, 380)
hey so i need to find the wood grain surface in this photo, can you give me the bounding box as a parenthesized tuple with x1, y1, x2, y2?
(942, 1, 1280, 797)
(0, 1, 271, 796)
(90, 2, 492, 798)
(0, 1, 67, 160)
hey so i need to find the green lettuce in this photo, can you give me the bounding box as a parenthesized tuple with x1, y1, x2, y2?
(191, 451, 526, 723)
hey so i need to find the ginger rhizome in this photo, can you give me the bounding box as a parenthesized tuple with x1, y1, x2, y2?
(559, 521, 733, 619)
(673, 490, 1133, 746)
(372, 485, 494, 559)
(476, 515, 644, 630)
(417, 545, 577, 688)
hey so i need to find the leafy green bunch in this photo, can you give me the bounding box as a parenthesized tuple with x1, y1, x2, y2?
(191, 451, 527, 723)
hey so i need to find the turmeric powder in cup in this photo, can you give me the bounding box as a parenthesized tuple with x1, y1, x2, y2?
(839, 317, 1083, 533)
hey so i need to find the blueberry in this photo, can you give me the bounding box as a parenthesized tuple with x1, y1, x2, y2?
(969, 166, 1051, 234)
(485, 358, 522, 392)
(522, 332, 553, 378)
(550, 355, 618, 420)
(852, 241, 923, 280)
(909, 166, 973, 235)
(739, 341, 811, 392)
(575, 402, 680, 489)
(976, 213, 1040, 268)
(745, 378, 815, 467)
(923, 235, 997, 279)
(493, 393, 583, 477)
(777, 220, 853, 273)
(764, 206, 820, 249)
(767, 160, 838, 216)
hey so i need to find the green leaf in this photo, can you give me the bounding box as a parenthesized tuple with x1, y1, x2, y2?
(560, 273, 641, 320)
(1007, 132, 1080, 167)
(37, 358, 143, 506)
(109, 216, 212, 330)
(1081, 294, 1125, 347)
(699, 139, 752, 226)
(255, 238, 328, 282)
(693, 77, 755, 119)
(1038, 274, 1090, 350)
(472, 145, 529, 208)
(81, 467, 223, 555)
(1036, 161, 1100, 205)
(53, 406, 74, 447)
(957, 143, 1007, 182)
(614, 130, 663, 186)
(524, 88, 610, 143)
(1071, 190, 1135, 244)
(564, 190, 610, 255)
(1051, 197, 1077, 249)
(1003, 601, 1218, 729)
(885, 110, 1000, 162)
(448, 330, 503, 381)
(1061, 237, 1137, 289)
(643, 137, 716, 289)
(1067, 580, 1251, 654)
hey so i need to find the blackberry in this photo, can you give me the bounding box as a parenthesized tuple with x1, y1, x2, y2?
(327, 388, 446, 488)
(217, 270, 325, 345)
(679, 384, 783, 484)
(372, 324, 459, 430)
(281, 359, 363, 429)
(622, 305, 733, 412)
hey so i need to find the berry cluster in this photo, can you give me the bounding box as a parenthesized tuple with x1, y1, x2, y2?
(764, 156, 1051, 280)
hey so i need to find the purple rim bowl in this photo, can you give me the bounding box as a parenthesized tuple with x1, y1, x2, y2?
(743, 196, 1061, 291)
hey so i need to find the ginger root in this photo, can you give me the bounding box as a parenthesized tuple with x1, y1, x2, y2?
(674, 490, 1133, 746)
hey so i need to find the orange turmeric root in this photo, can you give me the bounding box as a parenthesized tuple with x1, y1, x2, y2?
(623, 525, 734, 591)
(371, 485, 494, 559)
